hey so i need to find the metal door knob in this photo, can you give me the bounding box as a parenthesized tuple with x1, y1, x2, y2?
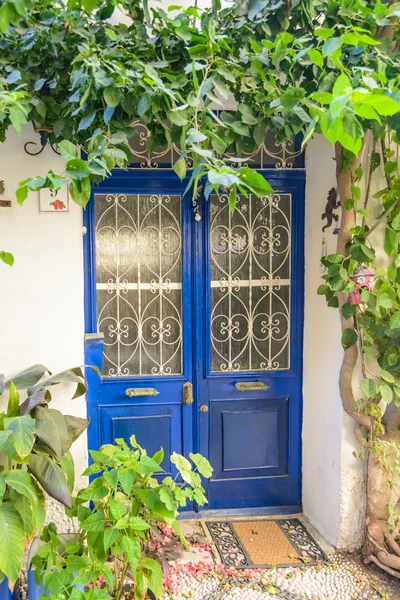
(200, 405, 209, 412)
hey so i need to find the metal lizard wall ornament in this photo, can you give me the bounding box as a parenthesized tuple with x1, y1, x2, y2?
(0, 180, 11, 207)
(321, 187, 339, 232)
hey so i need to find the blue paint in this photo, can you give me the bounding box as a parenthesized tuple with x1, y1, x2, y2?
(84, 169, 305, 512)
(0, 578, 13, 600)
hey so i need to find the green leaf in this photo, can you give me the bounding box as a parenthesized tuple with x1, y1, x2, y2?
(361, 378, 378, 398)
(317, 284, 330, 295)
(118, 469, 135, 495)
(129, 516, 151, 531)
(4, 470, 39, 506)
(69, 178, 91, 208)
(28, 454, 71, 508)
(58, 140, 78, 163)
(390, 312, 400, 329)
(64, 415, 89, 447)
(104, 528, 119, 552)
(229, 187, 237, 215)
(121, 535, 140, 575)
(136, 455, 164, 475)
(11, 489, 43, 540)
(379, 293, 393, 309)
(152, 448, 164, 465)
(384, 226, 398, 256)
(159, 487, 178, 512)
(66, 158, 90, 180)
(78, 111, 96, 131)
(237, 167, 274, 197)
(139, 557, 162, 598)
(379, 384, 393, 404)
(4, 415, 36, 459)
(352, 93, 400, 117)
(0, 251, 14, 266)
(83, 0, 97, 13)
(308, 49, 323, 68)
(59, 451, 75, 494)
(81, 511, 105, 532)
(167, 108, 188, 126)
(7, 382, 20, 418)
(173, 157, 187, 180)
(341, 328, 358, 350)
(78, 477, 109, 502)
(0, 504, 24, 586)
(138, 93, 151, 117)
(103, 86, 121, 107)
(208, 170, 240, 188)
(322, 37, 343, 57)
(133, 489, 176, 519)
(381, 369, 395, 384)
(189, 453, 213, 478)
(341, 303, 356, 320)
(35, 407, 69, 459)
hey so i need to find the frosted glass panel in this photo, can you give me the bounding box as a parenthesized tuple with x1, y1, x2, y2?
(95, 193, 182, 377)
(210, 193, 291, 372)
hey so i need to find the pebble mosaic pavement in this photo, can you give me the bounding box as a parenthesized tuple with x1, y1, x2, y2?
(18, 521, 397, 600)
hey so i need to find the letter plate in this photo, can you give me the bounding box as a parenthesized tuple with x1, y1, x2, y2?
(235, 382, 270, 392)
(126, 388, 159, 397)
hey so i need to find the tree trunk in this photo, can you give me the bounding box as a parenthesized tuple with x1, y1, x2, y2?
(335, 143, 400, 578)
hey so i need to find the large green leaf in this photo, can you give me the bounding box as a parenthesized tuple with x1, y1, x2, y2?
(10, 489, 44, 540)
(4, 415, 36, 459)
(5, 365, 50, 390)
(6, 382, 19, 418)
(0, 504, 25, 587)
(59, 451, 75, 493)
(4, 470, 39, 505)
(28, 454, 71, 508)
(35, 407, 69, 459)
(19, 387, 47, 415)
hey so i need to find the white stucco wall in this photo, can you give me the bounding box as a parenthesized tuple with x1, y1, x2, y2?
(303, 135, 366, 550)
(0, 127, 367, 548)
(0, 127, 87, 488)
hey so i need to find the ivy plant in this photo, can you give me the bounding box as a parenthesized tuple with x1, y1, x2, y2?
(31, 436, 213, 600)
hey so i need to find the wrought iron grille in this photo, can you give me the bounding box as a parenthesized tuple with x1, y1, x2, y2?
(94, 193, 183, 377)
(126, 121, 305, 170)
(210, 193, 291, 372)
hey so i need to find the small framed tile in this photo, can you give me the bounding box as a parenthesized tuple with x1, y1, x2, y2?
(38, 186, 69, 213)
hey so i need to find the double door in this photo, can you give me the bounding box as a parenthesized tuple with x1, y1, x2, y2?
(84, 170, 304, 512)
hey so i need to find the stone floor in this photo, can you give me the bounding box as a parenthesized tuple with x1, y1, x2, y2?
(18, 520, 399, 600)
(160, 521, 398, 600)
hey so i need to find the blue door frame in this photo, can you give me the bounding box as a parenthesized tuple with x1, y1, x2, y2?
(83, 169, 305, 514)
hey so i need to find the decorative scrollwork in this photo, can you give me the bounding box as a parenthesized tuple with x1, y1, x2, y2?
(210, 193, 291, 372)
(127, 120, 304, 170)
(95, 193, 183, 377)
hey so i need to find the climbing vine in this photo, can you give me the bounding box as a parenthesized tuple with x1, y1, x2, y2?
(1, 0, 400, 577)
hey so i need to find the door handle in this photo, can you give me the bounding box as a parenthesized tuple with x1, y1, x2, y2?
(182, 382, 193, 405)
(235, 382, 270, 391)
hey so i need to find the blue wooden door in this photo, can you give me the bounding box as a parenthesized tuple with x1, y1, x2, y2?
(85, 170, 304, 512)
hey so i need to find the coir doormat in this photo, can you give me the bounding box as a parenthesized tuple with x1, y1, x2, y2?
(205, 518, 328, 569)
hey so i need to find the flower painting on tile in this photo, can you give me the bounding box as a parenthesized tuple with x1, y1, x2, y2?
(38, 186, 69, 213)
